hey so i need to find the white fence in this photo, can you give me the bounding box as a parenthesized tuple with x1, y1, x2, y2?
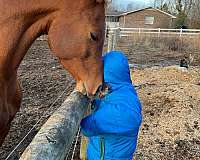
(108, 27, 200, 37)
(107, 27, 200, 51)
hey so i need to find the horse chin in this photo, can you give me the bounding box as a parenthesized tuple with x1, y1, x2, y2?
(75, 80, 103, 98)
(84, 82, 103, 99)
(75, 81, 87, 95)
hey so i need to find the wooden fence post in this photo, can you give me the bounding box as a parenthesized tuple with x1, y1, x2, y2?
(79, 103, 92, 160)
(79, 136, 88, 160)
(20, 91, 89, 160)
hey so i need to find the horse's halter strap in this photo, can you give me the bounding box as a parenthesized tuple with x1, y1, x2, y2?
(88, 83, 110, 111)
(89, 83, 110, 102)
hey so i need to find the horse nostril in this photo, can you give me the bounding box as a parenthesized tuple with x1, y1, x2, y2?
(90, 32, 98, 41)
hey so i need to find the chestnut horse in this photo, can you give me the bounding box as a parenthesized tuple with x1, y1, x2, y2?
(0, 0, 105, 146)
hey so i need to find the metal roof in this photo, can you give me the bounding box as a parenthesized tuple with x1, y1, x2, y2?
(106, 11, 125, 17)
(106, 7, 177, 19)
(120, 7, 177, 18)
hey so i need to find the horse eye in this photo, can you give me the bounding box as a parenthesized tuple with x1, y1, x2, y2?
(90, 32, 98, 41)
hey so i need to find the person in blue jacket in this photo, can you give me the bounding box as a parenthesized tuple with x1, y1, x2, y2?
(80, 51, 142, 160)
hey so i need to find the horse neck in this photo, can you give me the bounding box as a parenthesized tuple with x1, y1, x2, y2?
(0, 0, 60, 34)
(1, 0, 58, 15)
(1, 0, 95, 35)
(0, 0, 63, 71)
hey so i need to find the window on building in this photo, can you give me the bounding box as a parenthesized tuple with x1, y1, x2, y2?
(145, 16, 154, 25)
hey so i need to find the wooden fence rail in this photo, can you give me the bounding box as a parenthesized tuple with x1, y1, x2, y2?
(20, 91, 89, 160)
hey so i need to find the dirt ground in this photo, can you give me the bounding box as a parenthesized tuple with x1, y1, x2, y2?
(132, 66, 200, 160)
(0, 40, 200, 160)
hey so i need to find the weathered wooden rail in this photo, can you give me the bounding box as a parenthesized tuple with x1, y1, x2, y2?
(20, 91, 89, 160)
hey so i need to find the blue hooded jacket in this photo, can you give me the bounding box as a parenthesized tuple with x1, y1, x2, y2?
(80, 51, 142, 160)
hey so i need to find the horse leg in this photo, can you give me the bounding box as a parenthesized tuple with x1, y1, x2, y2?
(0, 73, 22, 146)
(0, 18, 46, 146)
(0, 98, 10, 145)
(0, 122, 10, 146)
(7, 77, 22, 122)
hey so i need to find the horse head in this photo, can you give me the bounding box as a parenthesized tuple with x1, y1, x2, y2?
(48, 0, 106, 97)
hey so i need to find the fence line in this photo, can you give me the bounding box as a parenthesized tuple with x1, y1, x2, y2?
(109, 27, 200, 33)
(20, 91, 89, 160)
(107, 27, 200, 51)
(108, 27, 200, 38)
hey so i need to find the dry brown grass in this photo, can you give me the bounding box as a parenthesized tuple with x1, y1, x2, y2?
(106, 33, 200, 66)
(119, 34, 200, 53)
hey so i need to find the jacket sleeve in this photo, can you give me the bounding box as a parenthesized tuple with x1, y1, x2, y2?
(80, 102, 141, 137)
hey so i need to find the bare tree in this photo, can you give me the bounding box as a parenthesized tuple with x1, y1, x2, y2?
(106, 0, 118, 12)
(153, 0, 200, 28)
(153, 0, 172, 13)
(163, 0, 194, 28)
(175, 0, 193, 16)
(175, 0, 193, 28)
(188, 0, 200, 28)
(153, 0, 165, 9)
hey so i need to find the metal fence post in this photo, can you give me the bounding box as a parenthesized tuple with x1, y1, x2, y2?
(107, 29, 113, 52)
(107, 28, 120, 52)
(139, 28, 141, 37)
(180, 28, 183, 37)
(158, 28, 161, 37)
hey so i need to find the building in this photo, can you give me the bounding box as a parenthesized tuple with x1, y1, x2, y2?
(106, 11, 124, 28)
(106, 7, 177, 29)
(119, 7, 177, 28)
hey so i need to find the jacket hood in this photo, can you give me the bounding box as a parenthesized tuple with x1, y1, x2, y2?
(103, 51, 132, 86)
